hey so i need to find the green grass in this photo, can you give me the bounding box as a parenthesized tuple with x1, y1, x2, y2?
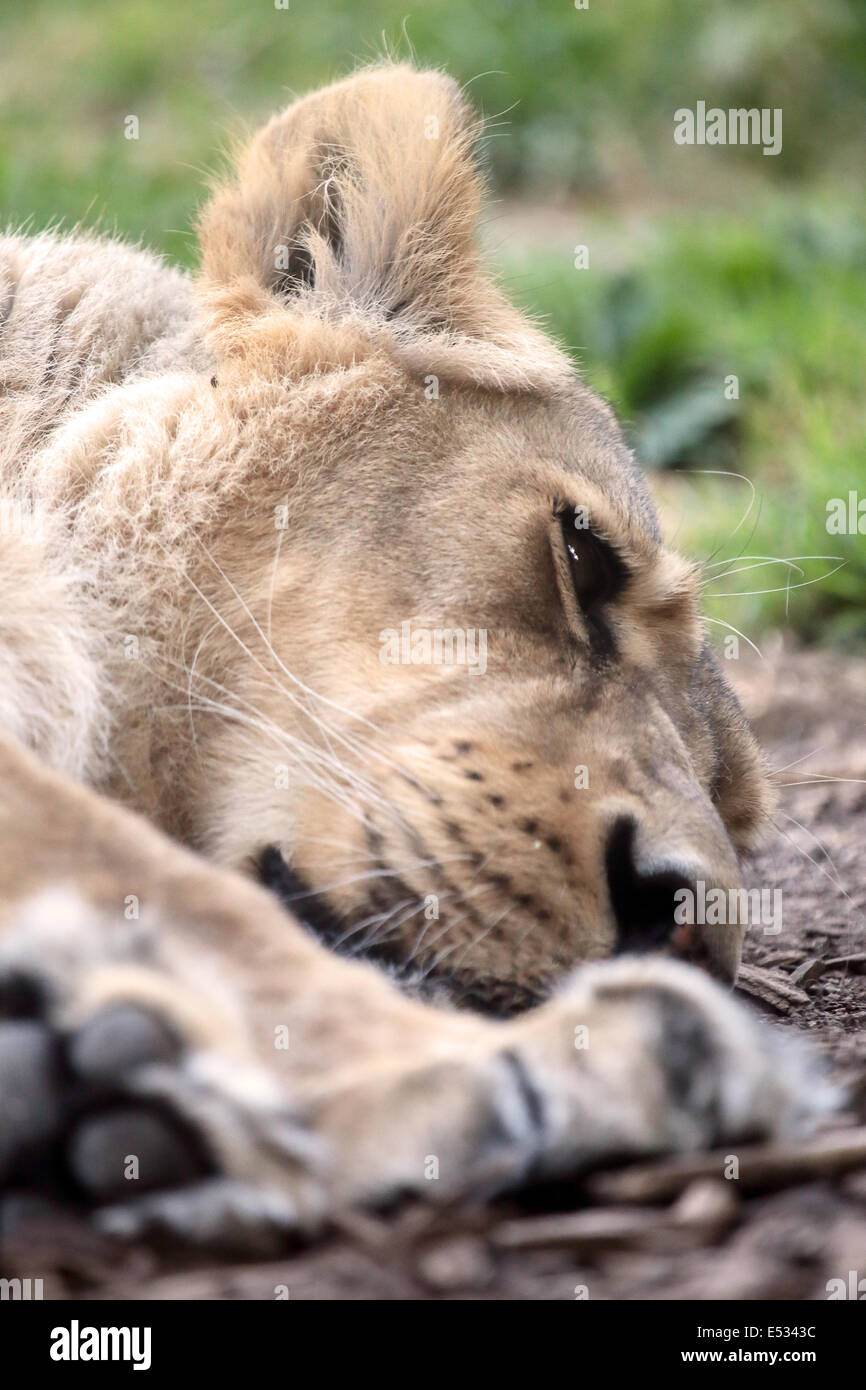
(500, 198, 866, 642)
(2, 0, 864, 258)
(1, 0, 864, 644)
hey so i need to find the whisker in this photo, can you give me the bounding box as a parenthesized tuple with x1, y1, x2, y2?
(153, 675, 387, 830)
(266, 525, 285, 650)
(354, 897, 436, 958)
(769, 745, 830, 777)
(191, 536, 386, 739)
(778, 777, 866, 788)
(274, 852, 473, 907)
(153, 649, 396, 819)
(406, 886, 463, 963)
(775, 809, 841, 884)
(333, 896, 416, 952)
(701, 556, 805, 588)
(178, 537, 440, 812)
(707, 561, 846, 598)
(769, 816, 856, 909)
(703, 553, 804, 572)
(447, 903, 515, 974)
(701, 615, 762, 658)
(681, 468, 757, 567)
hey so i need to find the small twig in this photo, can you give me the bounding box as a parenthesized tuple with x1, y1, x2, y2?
(788, 957, 827, 988)
(491, 1179, 739, 1253)
(585, 1127, 866, 1204)
(736, 963, 810, 1013)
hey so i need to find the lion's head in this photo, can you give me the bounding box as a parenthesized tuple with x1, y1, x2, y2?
(173, 64, 771, 1013)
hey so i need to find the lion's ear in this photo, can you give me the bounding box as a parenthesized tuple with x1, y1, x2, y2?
(195, 63, 571, 391)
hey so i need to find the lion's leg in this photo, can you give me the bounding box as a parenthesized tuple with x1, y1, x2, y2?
(0, 730, 484, 1068)
(0, 730, 522, 1242)
(0, 733, 830, 1250)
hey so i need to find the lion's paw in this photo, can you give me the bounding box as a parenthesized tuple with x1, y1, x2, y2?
(505, 955, 838, 1178)
(0, 893, 837, 1242)
(293, 957, 836, 1211)
(0, 890, 327, 1253)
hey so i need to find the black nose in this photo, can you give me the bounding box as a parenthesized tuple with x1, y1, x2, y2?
(605, 817, 694, 953)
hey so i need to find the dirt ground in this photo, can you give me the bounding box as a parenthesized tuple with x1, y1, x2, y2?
(2, 643, 864, 1301)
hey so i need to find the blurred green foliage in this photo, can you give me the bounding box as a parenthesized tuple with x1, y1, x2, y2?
(1, 0, 864, 642)
(501, 198, 866, 641)
(2, 0, 865, 243)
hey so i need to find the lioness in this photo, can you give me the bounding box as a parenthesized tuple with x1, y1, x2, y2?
(0, 65, 826, 1246)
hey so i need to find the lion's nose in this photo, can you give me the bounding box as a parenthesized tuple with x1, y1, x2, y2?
(605, 817, 694, 951)
(604, 816, 740, 981)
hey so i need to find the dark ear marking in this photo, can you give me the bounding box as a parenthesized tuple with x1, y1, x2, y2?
(272, 155, 347, 301)
(557, 510, 628, 657)
(273, 244, 316, 297)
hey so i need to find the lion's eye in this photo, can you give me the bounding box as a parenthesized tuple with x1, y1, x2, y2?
(559, 513, 627, 608)
(558, 512, 627, 653)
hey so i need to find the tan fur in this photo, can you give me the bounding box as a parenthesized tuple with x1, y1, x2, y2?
(0, 66, 808, 1230)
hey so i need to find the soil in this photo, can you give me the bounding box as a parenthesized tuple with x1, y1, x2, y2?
(2, 643, 864, 1301)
